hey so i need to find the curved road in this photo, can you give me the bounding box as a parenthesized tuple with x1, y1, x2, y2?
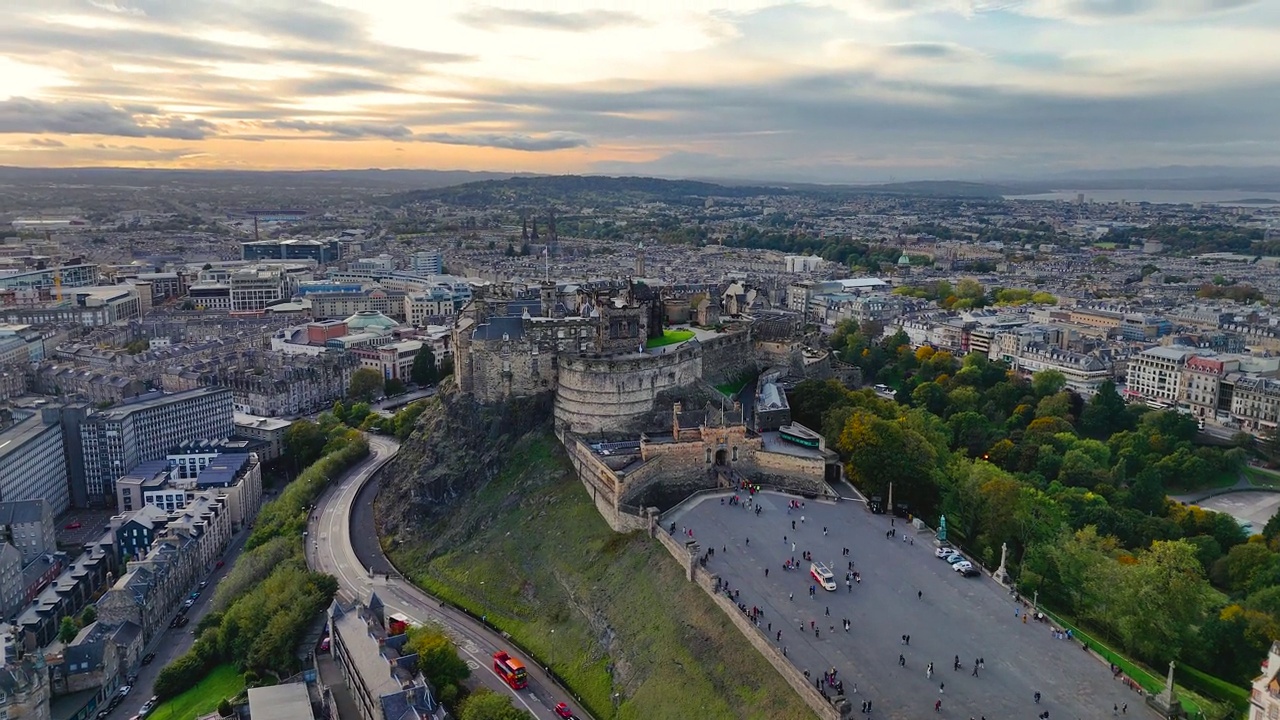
(307, 435, 595, 720)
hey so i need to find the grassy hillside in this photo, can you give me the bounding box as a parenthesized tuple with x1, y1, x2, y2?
(386, 431, 813, 720)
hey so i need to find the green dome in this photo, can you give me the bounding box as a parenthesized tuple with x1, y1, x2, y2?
(897, 252, 911, 266)
(344, 311, 397, 331)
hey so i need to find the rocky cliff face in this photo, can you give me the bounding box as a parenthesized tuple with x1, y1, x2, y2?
(374, 381, 554, 539)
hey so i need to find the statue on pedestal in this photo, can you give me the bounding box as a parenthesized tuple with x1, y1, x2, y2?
(994, 542, 1010, 585)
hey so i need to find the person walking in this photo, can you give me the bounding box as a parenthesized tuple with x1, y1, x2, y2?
(899, 654, 905, 667)
(927, 662, 933, 679)
(918, 590, 923, 600)
(935, 699, 942, 712)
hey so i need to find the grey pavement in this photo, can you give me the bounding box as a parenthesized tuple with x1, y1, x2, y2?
(666, 491, 1153, 720)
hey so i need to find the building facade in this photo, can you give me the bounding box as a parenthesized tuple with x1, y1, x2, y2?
(78, 388, 234, 506)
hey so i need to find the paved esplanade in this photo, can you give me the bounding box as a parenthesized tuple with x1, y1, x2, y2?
(666, 491, 1153, 719)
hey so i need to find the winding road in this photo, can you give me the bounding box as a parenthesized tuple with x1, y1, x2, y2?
(306, 434, 596, 720)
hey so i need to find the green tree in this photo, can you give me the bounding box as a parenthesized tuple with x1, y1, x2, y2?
(1079, 380, 1130, 439)
(911, 381, 948, 416)
(80, 605, 97, 627)
(385, 378, 407, 396)
(411, 346, 438, 386)
(1031, 370, 1067, 398)
(406, 626, 471, 695)
(348, 368, 385, 402)
(284, 420, 327, 469)
(1112, 540, 1212, 662)
(837, 409, 939, 515)
(458, 688, 534, 720)
(217, 698, 233, 717)
(58, 616, 79, 644)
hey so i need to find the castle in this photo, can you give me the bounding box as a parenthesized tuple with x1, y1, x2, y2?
(452, 280, 841, 530)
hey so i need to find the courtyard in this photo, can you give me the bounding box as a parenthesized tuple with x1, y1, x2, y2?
(665, 491, 1152, 719)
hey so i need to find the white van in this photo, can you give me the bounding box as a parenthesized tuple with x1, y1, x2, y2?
(810, 562, 836, 591)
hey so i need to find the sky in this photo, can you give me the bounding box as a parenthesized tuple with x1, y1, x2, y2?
(0, 0, 1278, 182)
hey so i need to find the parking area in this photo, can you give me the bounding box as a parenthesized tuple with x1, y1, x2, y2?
(665, 491, 1151, 719)
(1191, 491, 1280, 533)
(56, 508, 117, 548)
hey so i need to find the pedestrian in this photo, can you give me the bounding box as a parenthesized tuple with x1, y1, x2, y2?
(940, 682, 945, 693)
(765, 568, 769, 577)
(979, 657, 984, 669)
(918, 590, 923, 600)
(1034, 691, 1041, 704)
(906, 635, 910, 645)
(777, 630, 781, 641)
(801, 515, 805, 523)
(1122, 704, 1127, 714)
(792, 542, 796, 552)
(784, 535, 787, 544)
(826, 606, 830, 616)
(792, 520, 796, 530)
(824, 526, 828, 536)
(927, 662, 933, 678)
(971, 663, 979, 677)
(789, 592, 793, 601)
(861, 701, 867, 713)
(935, 699, 942, 712)
(899, 653, 905, 667)
(1113, 704, 1118, 716)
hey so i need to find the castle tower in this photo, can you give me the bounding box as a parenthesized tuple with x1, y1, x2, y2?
(635, 241, 645, 277)
(540, 281, 556, 318)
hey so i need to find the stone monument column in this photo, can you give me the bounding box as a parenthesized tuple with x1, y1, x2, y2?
(1146, 660, 1187, 719)
(994, 542, 1010, 586)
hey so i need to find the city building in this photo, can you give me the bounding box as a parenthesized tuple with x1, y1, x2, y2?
(111, 505, 169, 562)
(0, 645, 52, 720)
(0, 286, 141, 327)
(0, 263, 97, 291)
(78, 388, 235, 506)
(350, 255, 395, 273)
(1250, 641, 1280, 720)
(354, 340, 422, 383)
(248, 683, 314, 720)
(329, 595, 447, 720)
(241, 238, 340, 264)
(0, 409, 71, 516)
(403, 288, 459, 327)
(784, 255, 824, 273)
(410, 251, 443, 276)
(51, 619, 142, 716)
(229, 267, 287, 313)
(1126, 346, 1196, 403)
(0, 500, 56, 566)
(233, 414, 293, 461)
(310, 288, 405, 321)
(16, 541, 114, 647)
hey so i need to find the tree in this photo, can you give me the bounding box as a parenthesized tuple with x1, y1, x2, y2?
(217, 698, 233, 717)
(348, 368, 384, 402)
(411, 346, 438, 386)
(1031, 370, 1067, 398)
(385, 378, 407, 396)
(285, 420, 327, 469)
(406, 626, 471, 695)
(458, 688, 534, 720)
(80, 605, 97, 627)
(59, 616, 79, 644)
(1111, 540, 1212, 662)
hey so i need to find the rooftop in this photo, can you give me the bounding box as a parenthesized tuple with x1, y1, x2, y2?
(248, 683, 313, 720)
(0, 410, 57, 460)
(92, 387, 230, 420)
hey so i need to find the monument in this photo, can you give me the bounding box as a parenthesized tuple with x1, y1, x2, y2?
(994, 542, 1010, 585)
(937, 515, 947, 544)
(1145, 660, 1187, 719)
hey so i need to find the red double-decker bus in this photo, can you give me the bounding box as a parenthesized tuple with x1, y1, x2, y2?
(492, 650, 528, 689)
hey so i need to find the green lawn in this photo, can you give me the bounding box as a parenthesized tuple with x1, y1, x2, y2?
(1167, 469, 1239, 494)
(1246, 466, 1280, 489)
(645, 328, 694, 349)
(389, 432, 814, 720)
(149, 665, 244, 720)
(715, 377, 751, 397)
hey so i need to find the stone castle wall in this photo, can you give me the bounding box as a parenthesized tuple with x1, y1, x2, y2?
(466, 337, 559, 402)
(699, 331, 758, 384)
(554, 348, 703, 434)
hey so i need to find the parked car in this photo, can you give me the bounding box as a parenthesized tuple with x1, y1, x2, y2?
(64, 521, 82, 530)
(215, 560, 225, 568)
(319, 636, 330, 652)
(117, 685, 132, 698)
(139, 696, 158, 716)
(198, 580, 208, 589)
(181, 599, 194, 610)
(141, 652, 155, 665)
(934, 546, 955, 558)
(944, 554, 967, 565)
(96, 710, 110, 719)
(953, 561, 974, 573)
(174, 616, 189, 628)
(189, 591, 200, 600)
(957, 565, 981, 577)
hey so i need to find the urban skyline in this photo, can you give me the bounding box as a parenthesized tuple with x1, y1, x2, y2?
(0, 0, 1278, 181)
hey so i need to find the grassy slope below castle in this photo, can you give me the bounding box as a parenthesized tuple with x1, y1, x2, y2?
(386, 431, 812, 720)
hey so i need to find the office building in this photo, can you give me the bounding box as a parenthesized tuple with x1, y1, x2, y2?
(1126, 346, 1196, 403)
(0, 409, 71, 516)
(410, 251, 443, 275)
(78, 388, 234, 506)
(0, 263, 97, 291)
(329, 595, 447, 720)
(233, 414, 292, 461)
(241, 238, 340, 264)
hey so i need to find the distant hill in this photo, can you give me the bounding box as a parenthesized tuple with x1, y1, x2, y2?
(390, 174, 1010, 207)
(388, 174, 795, 208)
(0, 166, 529, 190)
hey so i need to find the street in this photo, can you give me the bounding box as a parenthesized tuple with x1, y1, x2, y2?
(308, 434, 595, 720)
(100, 528, 252, 720)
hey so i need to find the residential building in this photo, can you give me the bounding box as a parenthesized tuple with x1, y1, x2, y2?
(1229, 374, 1280, 435)
(96, 493, 230, 644)
(16, 542, 114, 647)
(50, 619, 142, 715)
(234, 414, 292, 461)
(115, 461, 178, 514)
(0, 410, 71, 516)
(0, 286, 140, 327)
(248, 683, 314, 720)
(310, 288, 405, 321)
(1182, 355, 1237, 421)
(0, 500, 56, 566)
(1125, 346, 1196, 403)
(0, 648, 52, 720)
(329, 595, 447, 720)
(0, 263, 97, 291)
(112, 506, 170, 562)
(78, 388, 235, 506)
(403, 288, 458, 327)
(784, 255, 824, 273)
(0, 544, 22, 619)
(1250, 641, 1280, 720)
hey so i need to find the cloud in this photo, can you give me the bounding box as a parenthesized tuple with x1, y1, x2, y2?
(0, 97, 217, 139)
(26, 137, 66, 148)
(1010, 0, 1264, 21)
(416, 131, 591, 151)
(265, 119, 415, 139)
(458, 7, 648, 31)
(883, 42, 981, 60)
(290, 76, 404, 96)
